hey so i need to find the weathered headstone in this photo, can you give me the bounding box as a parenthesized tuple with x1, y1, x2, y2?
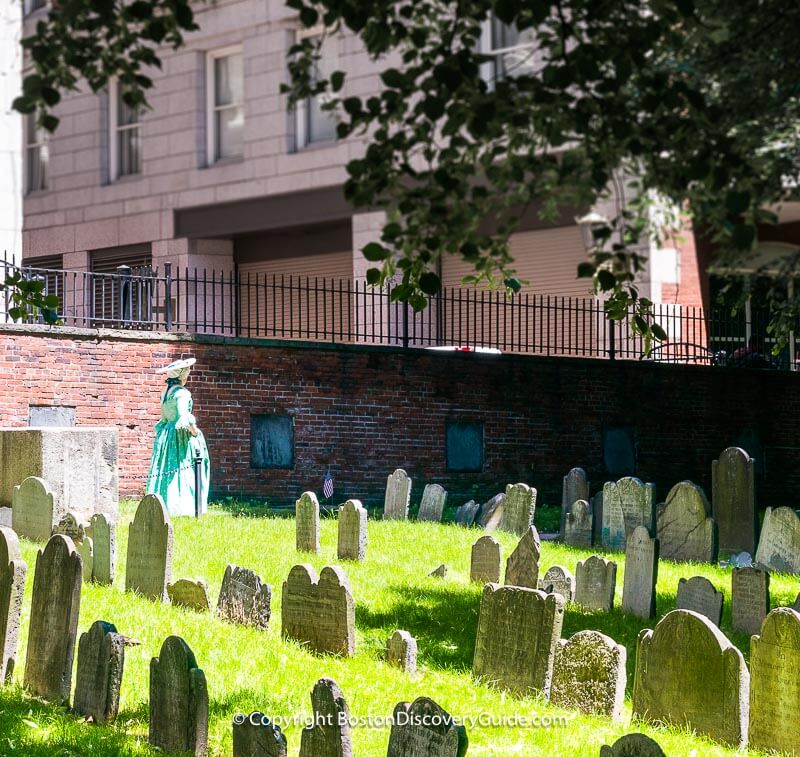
(384, 469, 412, 520)
(73, 620, 125, 723)
(574, 556, 616, 612)
(675, 576, 724, 627)
(281, 565, 355, 656)
(560, 467, 589, 539)
(731, 566, 770, 637)
(386, 630, 417, 675)
(217, 564, 272, 630)
(473, 584, 565, 697)
(418, 484, 447, 522)
(168, 579, 211, 612)
(551, 630, 626, 720)
(296, 491, 320, 554)
(603, 477, 656, 549)
(632, 609, 749, 747)
(24, 534, 82, 704)
(504, 526, 540, 589)
(478, 492, 505, 531)
(591, 490, 604, 545)
(622, 526, 659, 619)
(470, 535, 502, 584)
(0, 527, 26, 682)
(233, 713, 287, 757)
(712, 447, 757, 554)
(600, 733, 666, 757)
(11, 476, 55, 542)
(601, 482, 626, 551)
(454, 500, 479, 526)
(564, 499, 593, 548)
(54, 511, 86, 541)
(387, 697, 468, 757)
(125, 494, 173, 601)
(656, 481, 718, 563)
(793, 592, 800, 611)
(499, 483, 536, 536)
(77, 537, 94, 583)
(754, 506, 800, 574)
(89, 512, 115, 585)
(299, 678, 353, 757)
(538, 565, 575, 603)
(428, 564, 447, 579)
(337, 499, 367, 561)
(149, 635, 208, 755)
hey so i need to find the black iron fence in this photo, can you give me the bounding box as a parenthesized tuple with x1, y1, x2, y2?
(1, 255, 797, 369)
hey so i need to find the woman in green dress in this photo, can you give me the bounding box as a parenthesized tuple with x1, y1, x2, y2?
(146, 357, 210, 516)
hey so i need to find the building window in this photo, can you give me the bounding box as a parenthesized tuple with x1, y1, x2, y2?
(24, 0, 46, 15)
(295, 33, 338, 149)
(480, 18, 537, 84)
(251, 414, 295, 468)
(109, 80, 142, 180)
(446, 420, 484, 471)
(25, 115, 48, 193)
(207, 47, 244, 163)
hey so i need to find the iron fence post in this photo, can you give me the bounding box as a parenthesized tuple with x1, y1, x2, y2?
(117, 264, 132, 327)
(164, 262, 173, 331)
(608, 316, 616, 360)
(402, 301, 409, 349)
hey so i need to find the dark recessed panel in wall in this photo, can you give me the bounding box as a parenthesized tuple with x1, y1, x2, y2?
(603, 426, 636, 477)
(446, 420, 484, 472)
(251, 414, 294, 469)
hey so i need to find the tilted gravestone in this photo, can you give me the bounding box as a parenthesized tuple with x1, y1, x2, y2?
(282, 565, 355, 656)
(168, 579, 211, 612)
(622, 526, 659, 619)
(754, 506, 800, 574)
(574, 556, 617, 612)
(454, 500, 479, 526)
(299, 678, 353, 757)
(632, 609, 749, 747)
(478, 492, 505, 531)
(0, 527, 26, 682)
(149, 635, 208, 755)
(656, 481, 718, 563)
(73, 620, 125, 723)
(418, 484, 447, 522)
(387, 697, 468, 757)
(538, 565, 575, 603)
(600, 733, 666, 757)
(89, 512, 115, 585)
(233, 713, 287, 757)
(675, 576, 724, 627)
(732, 566, 770, 637)
(470, 535, 502, 584)
(564, 499, 593, 548)
(384, 469, 412, 520)
(712, 447, 757, 554)
(560, 467, 589, 539)
(11, 476, 55, 542)
(473, 584, 565, 697)
(337, 499, 367, 561)
(504, 526, 540, 589)
(125, 494, 173, 601)
(296, 491, 320, 554)
(386, 630, 417, 675)
(603, 477, 656, 550)
(749, 607, 800, 754)
(54, 514, 94, 583)
(499, 483, 536, 536)
(24, 534, 82, 704)
(217, 564, 271, 630)
(551, 630, 626, 720)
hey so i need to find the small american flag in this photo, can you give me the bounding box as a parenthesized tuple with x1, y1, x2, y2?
(323, 468, 334, 499)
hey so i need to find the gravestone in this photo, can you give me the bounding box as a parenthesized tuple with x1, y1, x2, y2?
(387, 697, 468, 757)
(793, 593, 800, 611)
(622, 526, 659, 619)
(551, 630, 626, 720)
(168, 579, 211, 611)
(504, 526, 540, 589)
(281, 565, 355, 656)
(632, 609, 749, 747)
(473, 584, 564, 697)
(731, 566, 770, 637)
(77, 537, 93, 583)
(24, 534, 82, 704)
(125, 494, 173, 601)
(470, 535, 502, 584)
(149, 635, 208, 755)
(418, 484, 447, 522)
(749, 607, 800, 754)
(217, 564, 271, 630)
(428, 564, 447, 578)
(754, 506, 800, 574)
(591, 490, 604, 545)
(454, 500, 479, 526)
(564, 500, 593, 548)
(600, 734, 666, 757)
(0, 527, 26, 682)
(601, 482, 626, 550)
(656, 481, 718, 563)
(384, 469, 412, 520)
(54, 511, 86, 541)
(89, 512, 115, 585)
(675, 576, 724, 627)
(299, 678, 353, 757)
(712, 447, 757, 554)
(11, 476, 55, 542)
(574, 556, 616, 612)
(538, 565, 575, 603)
(337, 500, 367, 561)
(233, 713, 288, 757)
(603, 477, 656, 549)
(73, 620, 125, 723)
(560, 467, 589, 539)
(296, 491, 320, 554)
(386, 630, 417, 675)
(499, 483, 536, 536)
(478, 492, 505, 531)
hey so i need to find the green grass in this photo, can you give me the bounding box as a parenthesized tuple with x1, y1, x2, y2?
(0, 502, 795, 756)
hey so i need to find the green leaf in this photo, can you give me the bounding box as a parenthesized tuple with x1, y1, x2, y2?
(419, 272, 441, 295)
(365, 268, 382, 285)
(731, 223, 755, 250)
(362, 242, 389, 262)
(299, 7, 318, 26)
(42, 115, 59, 132)
(725, 190, 750, 215)
(577, 262, 596, 278)
(504, 277, 522, 293)
(651, 323, 668, 341)
(41, 87, 60, 107)
(597, 269, 616, 290)
(380, 68, 406, 89)
(11, 96, 35, 115)
(330, 70, 346, 92)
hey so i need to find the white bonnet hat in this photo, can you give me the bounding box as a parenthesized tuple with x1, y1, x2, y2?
(155, 357, 196, 379)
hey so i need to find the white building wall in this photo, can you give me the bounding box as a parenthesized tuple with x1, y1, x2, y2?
(0, 0, 22, 268)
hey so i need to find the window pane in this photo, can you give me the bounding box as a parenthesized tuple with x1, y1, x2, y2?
(27, 144, 47, 192)
(492, 18, 520, 50)
(214, 54, 243, 107)
(490, 21, 536, 80)
(307, 96, 337, 144)
(118, 127, 141, 176)
(216, 106, 244, 159)
(117, 87, 139, 126)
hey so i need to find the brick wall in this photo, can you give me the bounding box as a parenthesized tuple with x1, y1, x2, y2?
(0, 323, 797, 511)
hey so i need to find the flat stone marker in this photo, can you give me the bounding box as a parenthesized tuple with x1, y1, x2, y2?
(217, 564, 271, 630)
(168, 579, 211, 611)
(750, 607, 800, 754)
(73, 620, 125, 723)
(538, 565, 575, 602)
(564, 499, 593, 548)
(478, 492, 505, 531)
(125, 494, 173, 601)
(453, 500, 479, 526)
(560, 467, 589, 539)
(712, 446, 757, 554)
(656, 481, 718, 563)
(603, 477, 656, 549)
(574, 556, 616, 612)
(675, 576, 724, 627)
(295, 491, 320, 554)
(428, 563, 447, 578)
(89, 513, 115, 585)
(418, 484, 447, 522)
(149, 635, 208, 755)
(622, 526, 659, 619)
(11, 476, 55, 542)
(551, 630, 626, 720)
(0, 527, 26, 682)
(732, 566, 769, 637)
(632, 609, 748, 747)
(24, 534, 82, 704)
(754, 506, 800, 574)
(386, 630, 417, 675)
(473, 584, 565, 697)
(384, 469, 412, 520)
(499, 483, 536, 536)
(282, 565, 355, 656)
(600, 733, 666, 757)
(233, 712, 287, 757)
(470, 535, 502, 584)
(299, 678, 353, 757)
(337, 499, 367, 561)
(504, 526, 540, 589)
(387, 697, 468, 757)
